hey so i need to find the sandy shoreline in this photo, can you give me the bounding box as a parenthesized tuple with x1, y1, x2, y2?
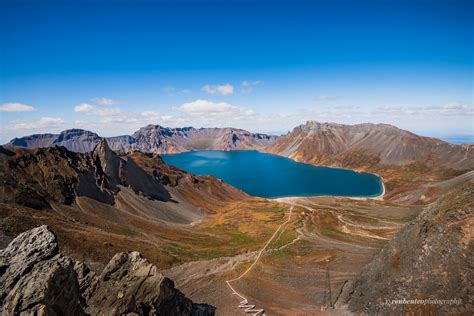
(269, 177, 386, 202)
(258, 151, 386, 201)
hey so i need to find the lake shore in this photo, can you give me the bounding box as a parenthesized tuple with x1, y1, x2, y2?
(270, 177, 386, 202)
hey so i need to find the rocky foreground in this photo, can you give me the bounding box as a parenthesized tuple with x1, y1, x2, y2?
(0, 225, 215, 315)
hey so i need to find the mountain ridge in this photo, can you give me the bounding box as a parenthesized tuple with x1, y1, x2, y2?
(7, 122, 473, 168)
(264, 120, 474, 170)
(7, 125, 278, 154)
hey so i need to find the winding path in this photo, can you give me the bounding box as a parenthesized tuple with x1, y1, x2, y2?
(225, 206, 294, 315)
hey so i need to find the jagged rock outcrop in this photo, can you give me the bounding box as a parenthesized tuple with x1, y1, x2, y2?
(82, 251, 215, 315)
(89, 139, 172, 201)
(0, 225, 85, 315)
(265, 121, 474, 170)
(335, 182, 473, 314)
(0, 226, 216, 316)
(6, 125, 278, 154)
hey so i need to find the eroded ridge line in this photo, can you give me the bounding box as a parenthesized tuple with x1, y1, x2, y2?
(225, 206, 294, 315)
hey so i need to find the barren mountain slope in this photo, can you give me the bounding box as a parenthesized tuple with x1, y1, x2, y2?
(266, 121, 473, 170)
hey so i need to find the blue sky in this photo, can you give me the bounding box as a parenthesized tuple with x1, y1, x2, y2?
(0, 0, 473, 143)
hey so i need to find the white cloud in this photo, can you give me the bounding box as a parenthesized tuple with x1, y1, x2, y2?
(241, 80, 263, 94)
(426, 101, 474, 116)
(170, 99, 258, 128)
(202, 84, 234, 95)
(163, 86, 190, 96)
(140, 111, 168, 124)
(177, 99, 255, 117)
(74, 103, 94, 113)
(74, 102, 143, 128)
(0, 102, 36, 112)
(74, 103, 122, 117)
(141, 111, 161, 117)
(315, 95, 342, 101)
(73, 102, 174, 132)
(242, 80, 263, 87)
(6, 117, 65, 131)
(372, 101, 474, 118)
(94, 97, 116, 105)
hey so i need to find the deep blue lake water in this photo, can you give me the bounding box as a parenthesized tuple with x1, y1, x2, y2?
(161, 150, 383, 198)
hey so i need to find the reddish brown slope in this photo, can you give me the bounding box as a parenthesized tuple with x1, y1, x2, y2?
(266, 121, 473, 170)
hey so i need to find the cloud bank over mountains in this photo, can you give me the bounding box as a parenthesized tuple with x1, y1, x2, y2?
(1, 95, 472, 142)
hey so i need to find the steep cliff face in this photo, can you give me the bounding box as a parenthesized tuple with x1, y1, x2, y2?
(123, 125, 278, 153)
(6, 125, 278, 154)
(0, 226, 215, 315)
(265, 121, 474, 170)
(335, 181, 473, 314)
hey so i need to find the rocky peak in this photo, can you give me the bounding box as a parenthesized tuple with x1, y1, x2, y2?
(92, 139, 120, 166)
(90, 139, 171, 201)
(54, 129, 100, 142)
(0, 226, 216, 315)
(91, 139, 122, 190)
(133, 124, 172, 137)
(92, 138, 115, 159)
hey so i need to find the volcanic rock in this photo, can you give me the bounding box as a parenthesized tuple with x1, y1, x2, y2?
(0, 226, 216, 316)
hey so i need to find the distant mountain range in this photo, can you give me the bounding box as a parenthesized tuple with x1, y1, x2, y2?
(7, 125, 278, 154)
(6, 121, 473, 172)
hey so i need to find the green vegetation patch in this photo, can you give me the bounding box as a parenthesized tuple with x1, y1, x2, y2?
(230, 231, 255, 244)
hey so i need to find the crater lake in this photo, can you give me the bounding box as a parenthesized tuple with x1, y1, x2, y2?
(161, 150, 383, 198)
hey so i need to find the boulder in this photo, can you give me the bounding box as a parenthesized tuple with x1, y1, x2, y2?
(0, 225, 84, 315)
(84, 251, 215, 316)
